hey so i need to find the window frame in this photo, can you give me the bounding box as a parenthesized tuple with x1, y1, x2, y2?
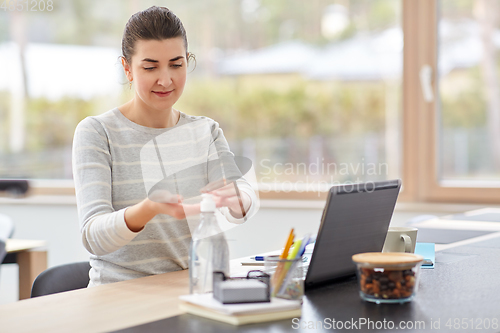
(402, 0, 500, 204)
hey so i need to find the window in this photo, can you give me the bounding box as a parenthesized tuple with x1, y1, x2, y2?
(439, 0, 500, 183)
(0, 0, 404, 200)
(16, 1, 500, 204)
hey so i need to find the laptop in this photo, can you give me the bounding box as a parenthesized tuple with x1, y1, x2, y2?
(304, 179, 401, 290)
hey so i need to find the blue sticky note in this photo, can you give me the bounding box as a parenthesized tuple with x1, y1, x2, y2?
(415, 242, 435, 269)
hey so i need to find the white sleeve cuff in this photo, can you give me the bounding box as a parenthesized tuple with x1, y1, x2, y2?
(115, 207, 142, 241)
(220, 187, 259, 224)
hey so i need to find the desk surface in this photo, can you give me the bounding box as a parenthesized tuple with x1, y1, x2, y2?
(0, 269, 189, 333)
(5, 239, 47, 253)
(0, 253, 257, 333)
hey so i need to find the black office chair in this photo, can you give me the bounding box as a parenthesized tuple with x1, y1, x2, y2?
(31, 262, 91, 298)
(0, 240, 6, 269)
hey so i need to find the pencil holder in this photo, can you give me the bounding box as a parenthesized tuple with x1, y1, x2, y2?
(264, 256, 304, 301)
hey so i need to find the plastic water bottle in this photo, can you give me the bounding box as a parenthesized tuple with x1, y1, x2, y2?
(189, 193, 230, 294)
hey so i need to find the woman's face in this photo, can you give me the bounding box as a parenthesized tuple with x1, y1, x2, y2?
(125, 37, 188, 112)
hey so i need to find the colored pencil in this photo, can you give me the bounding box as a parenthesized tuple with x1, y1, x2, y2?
(271, 228, 295, 295)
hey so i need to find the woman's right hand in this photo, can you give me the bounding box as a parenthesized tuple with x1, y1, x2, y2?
(125, 195, 185, 232)
(148, 195, 203, 219)
(148, 195, 186, 220)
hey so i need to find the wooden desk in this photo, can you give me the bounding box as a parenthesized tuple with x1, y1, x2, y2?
(0, 254, 257, 333)
(0, 269, 189, 333)
(3, 239, 48, 300)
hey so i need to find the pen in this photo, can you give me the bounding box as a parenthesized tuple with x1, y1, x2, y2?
(250, 241, 300, 262)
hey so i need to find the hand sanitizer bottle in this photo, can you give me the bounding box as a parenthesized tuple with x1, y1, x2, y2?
(189, 193, 230, 294)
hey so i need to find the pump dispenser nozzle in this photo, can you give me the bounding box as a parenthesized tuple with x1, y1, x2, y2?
(200, 193, 216, 212)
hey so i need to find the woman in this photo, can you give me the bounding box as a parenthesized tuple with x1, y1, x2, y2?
(72, 6, 258, 286)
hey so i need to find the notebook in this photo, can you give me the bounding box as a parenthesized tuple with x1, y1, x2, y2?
(178, 293, 301, 325)
(415, 242, 435, 269)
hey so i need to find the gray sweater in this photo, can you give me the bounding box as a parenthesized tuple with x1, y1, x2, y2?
(72, 108, 259, 286)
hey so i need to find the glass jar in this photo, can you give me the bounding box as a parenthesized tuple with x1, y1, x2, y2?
(352, 252, 424, 304)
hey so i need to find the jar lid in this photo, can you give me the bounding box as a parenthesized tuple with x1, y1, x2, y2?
(352, 252, 424, 265)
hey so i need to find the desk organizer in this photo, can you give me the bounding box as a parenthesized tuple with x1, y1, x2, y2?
(213, 270, 270, 304)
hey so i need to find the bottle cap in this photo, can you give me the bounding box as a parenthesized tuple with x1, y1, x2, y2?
(201, 193, 216, 212)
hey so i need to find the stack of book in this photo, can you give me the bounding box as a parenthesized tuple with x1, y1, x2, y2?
(179, 293, 301, 326)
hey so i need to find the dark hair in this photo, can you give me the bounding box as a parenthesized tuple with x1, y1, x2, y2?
(121, 6, 194, 65)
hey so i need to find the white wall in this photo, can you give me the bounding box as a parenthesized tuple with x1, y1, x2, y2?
(0, 203, 88, 304)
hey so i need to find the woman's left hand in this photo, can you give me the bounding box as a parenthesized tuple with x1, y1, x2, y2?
(201, 180, 251, 218)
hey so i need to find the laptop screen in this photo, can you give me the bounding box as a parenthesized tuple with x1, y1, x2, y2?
(304, 179, 401, 290)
